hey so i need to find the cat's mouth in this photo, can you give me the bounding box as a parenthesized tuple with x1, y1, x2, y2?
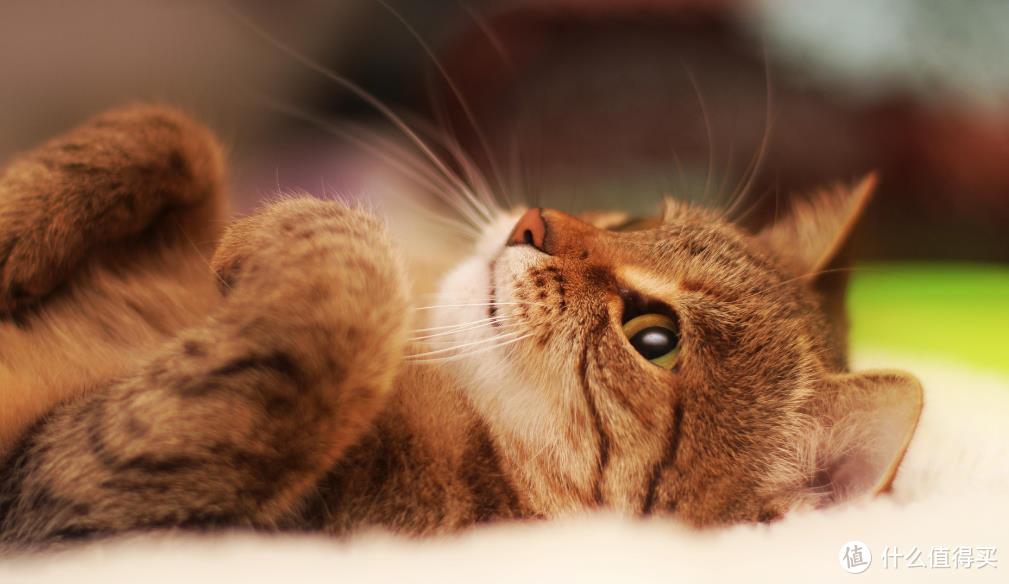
(428, 208, 528, 353)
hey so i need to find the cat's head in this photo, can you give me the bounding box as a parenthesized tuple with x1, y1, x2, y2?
(428, 175, 923, 526)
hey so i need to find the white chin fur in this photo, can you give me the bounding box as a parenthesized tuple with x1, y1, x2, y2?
(428, 208, 526, 350)
(427, 209, 567, 448)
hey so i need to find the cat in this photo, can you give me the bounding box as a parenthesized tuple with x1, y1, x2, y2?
(0, 104, 922, 550)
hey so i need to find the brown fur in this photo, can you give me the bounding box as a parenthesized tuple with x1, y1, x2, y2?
(0, 105, 226, 458)
(0, 106, 922, 550)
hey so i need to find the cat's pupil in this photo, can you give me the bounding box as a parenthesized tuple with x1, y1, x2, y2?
(629, 327, 678, 359)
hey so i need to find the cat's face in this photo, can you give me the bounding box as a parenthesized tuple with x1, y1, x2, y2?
(429, 177, 923, 526)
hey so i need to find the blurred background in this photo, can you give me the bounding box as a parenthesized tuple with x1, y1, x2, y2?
(1, 0, 1007, 371)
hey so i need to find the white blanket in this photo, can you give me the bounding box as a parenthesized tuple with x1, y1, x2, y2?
(3, 350, 1007, 583)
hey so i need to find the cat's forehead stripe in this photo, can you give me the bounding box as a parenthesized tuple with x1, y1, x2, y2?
(615, 266, 681, 301)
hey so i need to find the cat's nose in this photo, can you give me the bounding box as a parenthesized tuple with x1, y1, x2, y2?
(507, 208, 602, 256)
(507, 208, 548, 252)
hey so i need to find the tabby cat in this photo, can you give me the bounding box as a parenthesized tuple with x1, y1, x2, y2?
(0, 105, 922, 550)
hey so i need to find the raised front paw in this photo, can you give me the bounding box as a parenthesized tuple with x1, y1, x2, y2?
(0, 104, 226, 314)
(211, 197, 402, 300)
(0, 215, 61, 314)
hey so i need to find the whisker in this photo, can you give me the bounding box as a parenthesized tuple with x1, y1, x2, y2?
(731, 181, 779, 227)
(682, 64, 715, 207)
(347, 119, 493, 223)
(403, 202, 483, 239)
(441, 136, 502, 216)
(413, 301, 549, 311)
(722, 51, 774, 221)
(409, 311, 513, 332)
(408, 317, 515, 340)
(402, 113, 499, 222)
(713, 136, 736, 211)
(503, 128, 523, 209)
(409, 314, 511, 331)
(411, 325, 523, 345)
(458, 1, 514, 71)
(374, 0, 508, 207)
(225, 4, 489, 226)
(734, 266, 878, 304)
(258, 99, 489, 230)
(406, 329, 526, 358)
(668, 148, 689, 200)
(405, 332, 535, 363)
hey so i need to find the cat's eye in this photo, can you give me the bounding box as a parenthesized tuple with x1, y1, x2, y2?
(622, 313, 680, 369)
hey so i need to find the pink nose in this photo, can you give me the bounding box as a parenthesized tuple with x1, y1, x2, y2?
(506, 208, 547, 252)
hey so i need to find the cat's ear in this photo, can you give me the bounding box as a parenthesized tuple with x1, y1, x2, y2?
(806, 369, 923, 503)
(758, 173, 877, 275)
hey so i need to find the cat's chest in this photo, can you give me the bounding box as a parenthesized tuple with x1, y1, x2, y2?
(297, 371, 528, 535)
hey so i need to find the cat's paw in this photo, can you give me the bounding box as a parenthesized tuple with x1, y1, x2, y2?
(0, 104, 227, 315)
(211, 197, 392, 296)
(0, 211, 66, 314)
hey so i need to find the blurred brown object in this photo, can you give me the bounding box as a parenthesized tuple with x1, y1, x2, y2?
(432, 0, 1009, 261)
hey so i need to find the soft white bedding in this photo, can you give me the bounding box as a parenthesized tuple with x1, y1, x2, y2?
(3, 350, 1007, 583)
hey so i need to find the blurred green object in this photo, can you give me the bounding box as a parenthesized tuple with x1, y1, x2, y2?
(849, 263, 1009, 374)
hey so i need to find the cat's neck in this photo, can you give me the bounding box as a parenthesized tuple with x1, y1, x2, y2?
(306, 363, 528, 535)
(434, 360, 606, 516)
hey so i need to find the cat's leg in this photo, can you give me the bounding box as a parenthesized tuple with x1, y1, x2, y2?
(0, 104, 228, 460)
(0, 198, 410, 547)
(0, 104, 227, 315)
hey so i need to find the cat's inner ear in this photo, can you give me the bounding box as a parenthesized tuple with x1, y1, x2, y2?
(758, 173, 877, 275)
(806, 369, 923, 504)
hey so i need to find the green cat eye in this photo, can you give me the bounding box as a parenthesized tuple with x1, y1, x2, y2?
(622, 313, 680, 369)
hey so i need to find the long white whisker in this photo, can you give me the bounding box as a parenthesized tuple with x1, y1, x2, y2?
(406, 329, 526, 358)
(503, 129, 522, 208)
(259, 99, 489, 230)
(405, 332, 535, 363)
(411, 325, 523, 345)
(374, 0, 508, 208)
(414, 209, 483, 239)
(410, 317, 504, 333)
(409, 314, 513, 332)
(408, 317, 515, 340)
(413, 301, 548, 311)
(378, 109, 497, 221)
(442, 136, 501, 217)
(225, 4, 489, 225)
(401, 113, 499, 222)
